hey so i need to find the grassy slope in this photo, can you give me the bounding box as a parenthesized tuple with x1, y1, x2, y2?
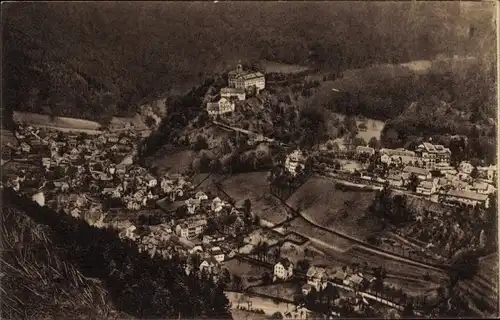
(286, 176, 380, 238)
(1, 205, 127, 319)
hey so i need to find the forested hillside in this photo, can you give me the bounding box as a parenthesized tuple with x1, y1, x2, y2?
(2, 1, 495, 123)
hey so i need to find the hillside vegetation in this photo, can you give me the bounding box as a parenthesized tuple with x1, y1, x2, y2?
(1, 204, 127, 319)
(2, 1, 495, 125)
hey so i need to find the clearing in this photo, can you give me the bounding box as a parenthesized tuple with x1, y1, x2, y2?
(151, 149, 196, 174)
(249, 282, 300, 301)
(224, 258, 269, 288)
(221, 172, 292, 225)
(259, 60, 309, 74)
(286, 176, 382, 239)
(13, 111, 102, 130)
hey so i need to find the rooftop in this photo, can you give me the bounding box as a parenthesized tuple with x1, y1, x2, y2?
(446, 189, 488, 201)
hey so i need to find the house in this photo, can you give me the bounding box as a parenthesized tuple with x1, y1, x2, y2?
(355, 146, 375, 156)
(285, 149, 306, 176)
(116, 164, 127, 175)
(175, 219, 207, 239)
(442, 189, 490, 208)
(189, 245, 204, 254)
(220, 87, 246, 101)
(206, 98, 235, 116)
(459, 161, 474, 174)
(41, 157, 52, 170)
(199, 256, 219, 274)
(387, 174, 404, 188)
(416, 181, 436, 196)
(403, 166, 432, 181)
(471, 182, 494, 194)
(127, 201, 141, 210)
(97, 135, 107, 144)
(379, 148, 416, 165)
(53, 181, 70, 192)
(195, 191, 209, 201)
(306, 266, 329, 291)
(273, 258, 294, 281)
(477, 165, 497, 183)
(185, 198, 201, 214)
(110, 144, 119, 151)
(210, 246, 225, 263)
(108, 135, 119, 143)
(211, 197, 224, 213)
(20, 142, 31, 153)
(415, 142, 451, 168)
(144, 174, 157, 188)
(207, 102, 221, 116)
(345, 273, 366, 290)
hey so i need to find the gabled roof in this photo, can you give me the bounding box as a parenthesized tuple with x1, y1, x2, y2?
(241, 72, 264, 80)
(418, 181, 434, 189)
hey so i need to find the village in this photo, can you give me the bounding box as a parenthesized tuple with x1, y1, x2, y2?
(1, 61, 498, 319)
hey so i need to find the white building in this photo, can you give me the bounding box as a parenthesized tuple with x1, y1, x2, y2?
(402, 166, 432, 181)
(415, 142, 451, 168)
(206, 98, 235, 116)
(210, 246, 225, 263)
(416, 181, 436, 196)
(285, 149, 306, 176)
(273, 258, 294, 281)
(32, 191, 45, 207)
(442, 189, 490, 208)
(459, 161, 474, 174)
(228, 63, 265, 93)
(221, 87, 246, 101)
(306, 266, 329, 292)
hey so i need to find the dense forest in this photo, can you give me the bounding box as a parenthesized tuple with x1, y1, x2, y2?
(2, 188, 232, 319)
(2, 1, 495, 124)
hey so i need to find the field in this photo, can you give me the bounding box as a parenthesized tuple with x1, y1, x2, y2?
(259, 60, 309, 74)
(13, 111, 102, 130)
(151, 149, 195, 174)
(286, 176, 382, 239)
(224, 258, 269, 288)
(250, 283, 300, 301)
(355, 118, 386, 142)
(221, 172, 291, 225)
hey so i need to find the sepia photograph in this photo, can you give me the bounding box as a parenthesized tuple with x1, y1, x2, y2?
(1, 1, 498, 319)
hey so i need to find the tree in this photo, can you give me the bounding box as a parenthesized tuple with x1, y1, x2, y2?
(232, 274, 243, 292)
(271, 312, 283, 319)
(368, 137, 381, 149)
(296, 259, 310, 273)
(145, 116, 156, 128)
(470, 167, 479, 179)
(243, 199, 252, 215)
(193, 135, 209, 151)
(407, 173, 419, 192)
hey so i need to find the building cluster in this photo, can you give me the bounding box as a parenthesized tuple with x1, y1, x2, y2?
(206, 63, 266, 116)
(353, 142, 496, 208)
